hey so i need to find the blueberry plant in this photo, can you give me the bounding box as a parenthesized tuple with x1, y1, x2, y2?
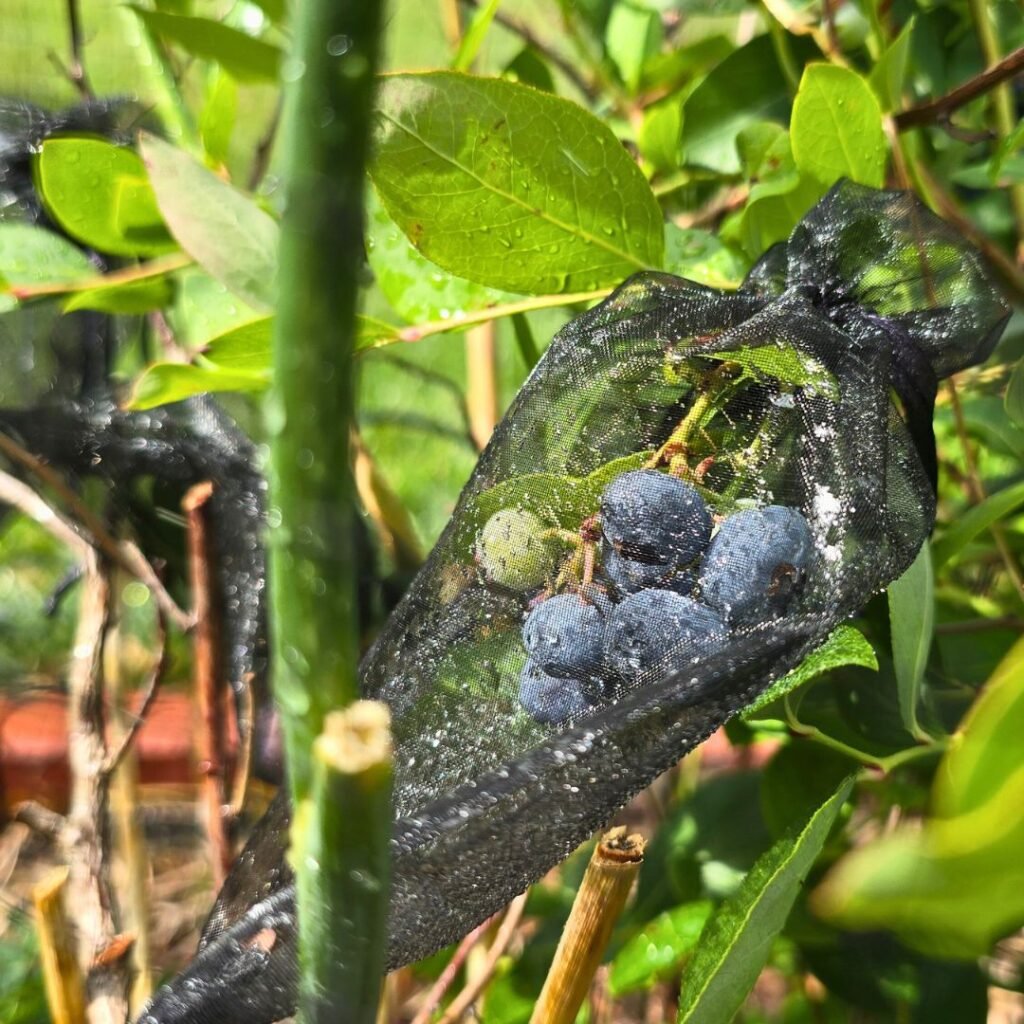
(0, 0, 1023, 1023)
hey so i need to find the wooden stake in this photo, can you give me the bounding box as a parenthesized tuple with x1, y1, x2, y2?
(33, 867, 86, 1024)
(529, 827, 645, 1024)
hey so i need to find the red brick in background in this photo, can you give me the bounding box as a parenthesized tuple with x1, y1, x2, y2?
(0, 692, 232, 816)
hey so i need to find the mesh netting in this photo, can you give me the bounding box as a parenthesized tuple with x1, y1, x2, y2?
(141, 181, 1009, 1024)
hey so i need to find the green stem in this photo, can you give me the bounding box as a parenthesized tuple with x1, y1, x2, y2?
(267, 0, 388, 1017)
(295, 704, 394, 1024)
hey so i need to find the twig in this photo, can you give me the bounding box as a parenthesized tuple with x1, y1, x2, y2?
(64, 0, 94, 97)
(376, 352, 476, 447)
(0, 431, 193, 633)
(408, 914, 496, 1024)
(33, 867, 86, 1024)
(183, 482, 232, 889)
(247, 96, 283, 192)
(894, 47, 1024, 130)
(465, 321, 498, 452)
(460, 0, 597, 100)
(102, 608, 169, 777)
(529, 828, 645, 1024)
(435, 892, 529, 1024)
(14, 801, 66, 838)
(64, 548, 131, 1024)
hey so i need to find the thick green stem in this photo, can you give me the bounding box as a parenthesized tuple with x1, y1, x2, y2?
(267, 0, 388, 1018)
(294, 703, 394, 1024)
(268, 0, 384, 795)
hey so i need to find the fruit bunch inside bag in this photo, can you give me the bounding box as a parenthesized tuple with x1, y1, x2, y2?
(143, 181, 1009, 1023)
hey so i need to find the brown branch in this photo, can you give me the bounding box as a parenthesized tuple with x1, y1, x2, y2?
(102, 609, 169, 777)
(409, 912, 496, 1024)
(434, 893, 528, 1024)
(65, 0, 94, 98)
(460, 0, 597, 100)
(184, 482, 232, 888)
(894, 46, 1024, 130)
(0, 430, 193, 633)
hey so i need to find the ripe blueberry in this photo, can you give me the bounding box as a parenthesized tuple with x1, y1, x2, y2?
(522, 594, 606, 679)
(699, 505, 813, 623)
(518, 659, 599, 724)
(604, 589, 728, 680)
(602, 546, 695, 597)
(601, 470, 711, 566)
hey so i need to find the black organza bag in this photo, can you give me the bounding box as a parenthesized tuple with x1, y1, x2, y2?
(141, 181, 1009, 1024)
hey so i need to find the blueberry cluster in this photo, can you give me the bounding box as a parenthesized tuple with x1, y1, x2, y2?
(514, 469, 814, 725)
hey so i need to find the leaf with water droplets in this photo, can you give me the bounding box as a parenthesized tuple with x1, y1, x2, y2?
(372, 72, 664, 294)
(37, 138, 177, 258)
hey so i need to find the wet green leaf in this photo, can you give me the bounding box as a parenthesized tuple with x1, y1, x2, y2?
(677, 776, 854, 1023)
(704, 341, 839, 399)
(372, 72, 664, 294)
(744, 625, 877, 719)
(140, 132, 279, 310)
(129, 8, 281, 83)
(0, 223, 95, 292)
(887, 542, 934, 739)
(37, 138, 177, 257)
(609, 901, 713, 995)
(366, 187, 517, 324)
(791, 64, 887, 188)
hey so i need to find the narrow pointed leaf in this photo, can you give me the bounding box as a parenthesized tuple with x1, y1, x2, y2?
(887, 542, 934, 738)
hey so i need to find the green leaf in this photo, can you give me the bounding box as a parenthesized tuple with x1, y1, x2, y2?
(681, 35, 812, 175)
(868, 17, 915, 113)
(201, 316, 274, 370)
(790, 64, 887, 188)
(609, 902, 713, 996)
(129, 8, 282, 83)
(200, 68, 239, 165)
(139, 132, 279, 310)
(63, 274, 175, 314)
(129, 362, 270, 409)
(0, 223, 95, 292)
(815, 642, 1024, 960)
(663, 225, 747, 289)
(931, 479, 1024, 568)
(371, 72, 664, 294)
(937, 635, 1024, 818)
(605, 1, 663, 93)
(366, 187, 517, 323)
(735, 121, 786, 180)
(37, 139, 177, 258)
(733, 171, 825, 257)
(704, 341, 839, 398)
(887, 542, 934, 740)
(503, 48, 555, 93)
(744, 625, 878, 719)
(677, 776, 854, 1024)
(1005, 357, 1024, 429)
(639, 98, 684, 176)
(453, 0, 501, 72)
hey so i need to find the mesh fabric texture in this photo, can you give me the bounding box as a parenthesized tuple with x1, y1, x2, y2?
(140, 181, 1010, 1024)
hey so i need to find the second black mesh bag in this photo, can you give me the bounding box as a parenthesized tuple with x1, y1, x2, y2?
(141, 180, 1009, 1024)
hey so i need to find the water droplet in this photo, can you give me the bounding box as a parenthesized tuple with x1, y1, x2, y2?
(281, 57, 306, 82)
(498, 237, 512, 249)
(327, 34, 352, 56)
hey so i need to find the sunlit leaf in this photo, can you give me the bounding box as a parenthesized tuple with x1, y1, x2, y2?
(790, 64, 887, 188)
(139, 132, 279, 310)
(37, 138, 177, 257)
(372, 72, 664, 294)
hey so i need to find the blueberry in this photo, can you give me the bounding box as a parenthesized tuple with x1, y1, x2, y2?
(518, 659, 599, 724)
(604, 589, 728, 680)
(699, 506, 813, 623)
(601, 470, 712, 565)
(602, 546, 695, 598)
(522, 594, 606, 679)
